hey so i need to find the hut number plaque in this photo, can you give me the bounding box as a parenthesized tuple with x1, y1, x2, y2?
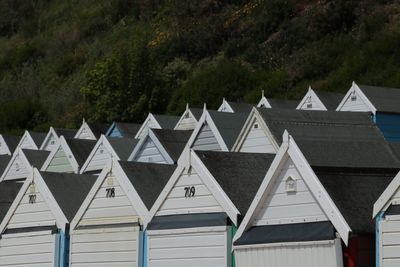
(184, 186, 195, 198)
(106, 188, 115, 198)
(28, 194, 36, 204)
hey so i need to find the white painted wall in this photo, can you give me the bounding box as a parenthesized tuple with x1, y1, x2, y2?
(76, 126, 95, 140)
(46, 147, 74, 173)
(381, 218, 400, 267)
(339, 91, 371, 112)
(239, 118, 276, 153)
(134, 137, 168, 164)
(254, 157, 328, 226)
(7, 183, 56, 229)
(19, 136, 36, 149)
(78, 173, 138, 226)
(84, 142, 112, 172)
(235, 239, 343, 267)
(3, 154, 29, 180)
(156, 169, 223, 216)
(148, 228, 228, 267)
(70, 226, 139, 267)
(298, 96, 324, 111)
(137, 118, 160, 139)
(0, 137, 10, 155)
(176, 113, 197, 130)
(192, 124, 221, 151)
(42, 134, 58, 152)
(0, 232, 57, 267)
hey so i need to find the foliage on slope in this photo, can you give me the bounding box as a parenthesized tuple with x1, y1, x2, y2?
(0, 0, 399, 133)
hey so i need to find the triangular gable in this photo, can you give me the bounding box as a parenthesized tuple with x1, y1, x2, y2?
(296, 87, 327, 111)
(174, 105, 200, 130)
(0, 135, 12, 155)
(128, 130, 173, 164)
(0, 169, 68, 233)
(232, 108, 279, 153)
(257, 91, 272, 108)
(187, 109, 228, 151)
(135, 113, 162, 139)
(16, 131, 38, 150)
(40, 127, 59, 151)
(218, 98, 234, 113)
(147, 148, 239, 226)
(74, 119, 97, 140)
(233, 132, 351, 245)
(80, 135, 119, 174)
(373, 171, 400, 218)
(41, 137, 78, 173)
(105, 122, 121, 137)
(336, 82, 377, 114)
(0, 148, 32, 181)
(71, 161, 148, 230)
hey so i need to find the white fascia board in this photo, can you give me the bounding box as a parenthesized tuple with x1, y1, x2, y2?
(373, 170, 400, 218)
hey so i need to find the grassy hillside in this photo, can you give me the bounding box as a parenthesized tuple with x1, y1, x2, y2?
(0, 0, 399, 133)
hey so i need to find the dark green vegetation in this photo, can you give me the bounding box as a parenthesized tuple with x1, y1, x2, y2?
(0, 0, 399, 133)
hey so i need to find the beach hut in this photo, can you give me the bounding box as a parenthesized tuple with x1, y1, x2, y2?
(69, 160, 176, 267)
(146, 148, 274, 267)
(0, 169, 96, 267)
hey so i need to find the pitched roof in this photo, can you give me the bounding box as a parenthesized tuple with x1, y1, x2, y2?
(0, 155, 11, 175)
(0, 181, 23, 222)
(316, 169, 397, 233)
(267, 99, 298, 109)
(153, 114, 181, 129)
(118, 161, 177, 210)
(22, 149, 50, 169)
(2, 135, 21, 153)
(195, 151, 275, 215)
(54, 128, 77, 139)
(189, 108, 203, 120)
(359, 84, 400, 113)
(152, 129, 192, 162)
(29, 132, 47, 147)
(40, 172, 97, 221)
(316, 91, 344, 110)
(208, 110, 248, 150)
(227, 102, 254, 114)
(87, 123, 110, 138)
(113, 122, 142, 138)
(106, 137, 138, 160)
(64, 139, 96, 166)
(257, 108, 399, 169)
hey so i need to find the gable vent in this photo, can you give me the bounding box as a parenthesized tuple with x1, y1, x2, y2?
(285, 176, 297, 193)
(351, 91, 357, 101)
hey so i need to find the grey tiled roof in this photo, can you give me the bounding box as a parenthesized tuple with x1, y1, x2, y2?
(0, 181, 23, 222)
(64, 139, 96, 167)
(54, 128, 77, 139)
(118, 161, 177, 210)
(22, 149, 50, 169)
(316, 91, 344, 110)
(195, 151, 275, 215)
(208, 110, 248, 150)
(152, 129, 192, 162)
(359, 84, 400, 113)
(106, 137, 138, 160)
(41, 172, 97, 221)
(153, 114, 181, 129)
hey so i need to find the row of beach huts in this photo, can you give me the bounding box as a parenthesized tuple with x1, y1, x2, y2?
(1, 82, 400, 267)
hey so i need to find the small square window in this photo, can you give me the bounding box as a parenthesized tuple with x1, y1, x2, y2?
(307, 103, 312, 108)
(254, 123, 259, 129)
